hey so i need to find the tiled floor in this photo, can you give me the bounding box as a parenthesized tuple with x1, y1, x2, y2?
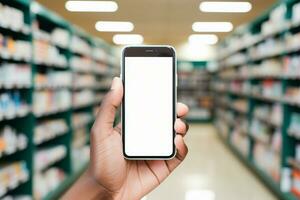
(146, 124, 277, 200)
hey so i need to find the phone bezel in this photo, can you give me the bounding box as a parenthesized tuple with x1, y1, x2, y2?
(121, 45, 176, 160)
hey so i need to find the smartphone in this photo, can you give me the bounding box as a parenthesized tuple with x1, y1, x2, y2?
(121, 45, 177, 160)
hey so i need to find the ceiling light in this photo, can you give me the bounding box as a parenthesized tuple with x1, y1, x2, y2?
(185, 190, 215, 200)
(113, 34, 144, 45)
(189, 34, 218, 45)
(192, 22, 233, 32)
(65, 1, 118, 12)
(95, 21, 134, 32)
(200, 1, 252, 13)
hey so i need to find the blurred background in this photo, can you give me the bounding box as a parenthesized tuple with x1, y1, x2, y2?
(1, 0, 300, 200)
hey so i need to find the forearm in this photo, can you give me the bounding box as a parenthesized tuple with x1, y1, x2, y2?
(62, 167, 114, 200)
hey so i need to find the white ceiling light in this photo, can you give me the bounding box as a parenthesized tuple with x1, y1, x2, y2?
(65, 1, 118, 12)
(95, 21, 134, 32)
(200, 1, 252, 13)
(113, 34, 144, 45)
(189, 34, 218, 45)
(192, 22, 233, 32)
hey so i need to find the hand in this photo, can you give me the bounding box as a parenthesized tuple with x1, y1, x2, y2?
(90, 77, 189, 200)
(62, 77, 189, 200)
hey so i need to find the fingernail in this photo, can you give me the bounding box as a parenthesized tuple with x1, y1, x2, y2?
(111, 77, 118, 90)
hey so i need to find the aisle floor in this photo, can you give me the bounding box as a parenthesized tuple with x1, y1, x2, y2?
(146, 124, 277, 200)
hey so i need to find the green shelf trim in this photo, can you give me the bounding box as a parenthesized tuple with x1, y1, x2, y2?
(217, 132, 297, 200)
(13, 0, 31, 7)
(186, 118, 211, 123)
(31, 2, 69, 28)
(71, 25, 93, 43)
(42, 162, 89, 200)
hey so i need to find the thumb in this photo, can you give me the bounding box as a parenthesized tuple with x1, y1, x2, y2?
(92, 77, 123, 139)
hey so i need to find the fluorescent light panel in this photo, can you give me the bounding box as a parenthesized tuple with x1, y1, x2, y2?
(200, 1, 252, 13)
(65, 1, 118, 12)
(95, 21, 134, 32)
(192, 22, 233, 32)
(113, 34, 143, 45)
(189, 34, 218, 45)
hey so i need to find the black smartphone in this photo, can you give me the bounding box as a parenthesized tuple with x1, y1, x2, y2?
(121, 45, 177, 160)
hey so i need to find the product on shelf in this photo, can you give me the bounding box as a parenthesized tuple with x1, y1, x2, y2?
(0, 3, 29, 34)
(0, 64, 31, 88)
(0, 126, 28, 158)
(0, 33, 31, 61)
(0, 92, 30, 120)
(285, 86, 300, 105)
(73, 74, 96, 89)
(70, 56, 93, 72)
(33, 89, 71, 116)
(33, 40, 67, 67)
(215, 118, 230, 138)
(34, 167, 66, 200)
(177, 65, 212, 120)
(35, 72, 72, 89)
(72, 112, 93, 129)
(2, 195, 32, 200)
(232, 99, 248, 113)
(92, 47, 108, 62)
(51, 28, 70, 49)
(224, 53, 248, 67)
(73, 89, 94, 108)
(0, 161, 29, 198)
(231, 127, 250, 157)
(250, 38, 285, 60)
(35, 145, 67, 171)
(70, 35, 91, 56)
(261, 5, 288, 36)
(73, 128, 88, 148)
(93, 62, 110, 75)
(288, 113, 300, 138)
(34, 119, 68, 145)
(251, 80, 282, 99)
(292, 2, 300, 25)
(33, 22, 70, 49)
(283, 56, 300, 77)
(286, 146, 300, 197)
(72, 145, 89, 171)
(253, 142, 281, 182)
(249, 119, 271, 144)
(253, 104, 282, 127)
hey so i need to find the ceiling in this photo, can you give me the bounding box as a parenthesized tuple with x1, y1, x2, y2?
(36, 0, 276, 47)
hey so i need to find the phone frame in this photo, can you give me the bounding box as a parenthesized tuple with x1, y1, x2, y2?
(121, 45, 177, 160)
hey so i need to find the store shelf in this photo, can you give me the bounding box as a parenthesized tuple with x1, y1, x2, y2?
(34, 107, 71, 118)
(43, 162, 88, 200)
(213, 1, 300, 199)
(217, 132, 297, 200)
(0, 145, 27, 159)
(0, 1, 116, 199)
(0, 109, 31, 122)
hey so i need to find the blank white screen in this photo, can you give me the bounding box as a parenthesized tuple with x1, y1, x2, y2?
(124, 57, 174, 157)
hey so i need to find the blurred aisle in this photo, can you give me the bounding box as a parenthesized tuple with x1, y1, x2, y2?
(146, 124, 277, 200)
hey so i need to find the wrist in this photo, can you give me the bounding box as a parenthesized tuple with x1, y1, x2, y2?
(86, 166, 116, 200)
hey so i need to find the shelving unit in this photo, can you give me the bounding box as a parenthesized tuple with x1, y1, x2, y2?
(177, 61, 212, 122)
(0, 1, 117, 199)
(213, 0, 300, 199)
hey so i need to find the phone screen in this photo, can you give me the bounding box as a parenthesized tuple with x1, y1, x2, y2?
(124, 56, 175, 158)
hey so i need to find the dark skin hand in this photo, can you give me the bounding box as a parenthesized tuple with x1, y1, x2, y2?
(62, 77, 189, 200)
